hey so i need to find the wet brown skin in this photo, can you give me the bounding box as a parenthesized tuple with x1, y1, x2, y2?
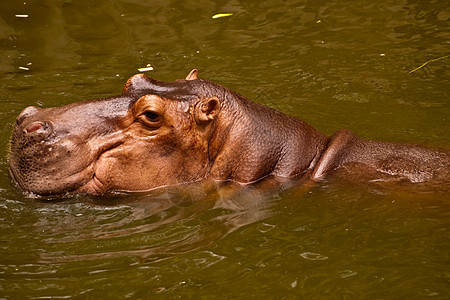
(8, 69, 450, 196)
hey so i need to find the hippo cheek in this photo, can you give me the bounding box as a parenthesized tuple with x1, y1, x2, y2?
(92, 154, 169, 192)
(79, 143, 187, 193)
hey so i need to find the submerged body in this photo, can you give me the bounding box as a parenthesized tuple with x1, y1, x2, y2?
(8, 70, 450, 196)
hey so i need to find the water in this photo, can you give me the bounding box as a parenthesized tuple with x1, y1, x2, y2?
(1, 0, 449, 298)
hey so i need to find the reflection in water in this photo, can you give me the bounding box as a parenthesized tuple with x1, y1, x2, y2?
(36, 180, 282, 263)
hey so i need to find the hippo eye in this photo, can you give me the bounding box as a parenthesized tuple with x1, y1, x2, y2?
(139, 110, 162, 128)
(143, 111, 160, 122)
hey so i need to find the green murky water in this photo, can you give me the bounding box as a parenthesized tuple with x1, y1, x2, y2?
(1, 0, 449, 298)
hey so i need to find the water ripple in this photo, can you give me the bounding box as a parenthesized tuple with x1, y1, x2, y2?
(300, 252, 329, 261)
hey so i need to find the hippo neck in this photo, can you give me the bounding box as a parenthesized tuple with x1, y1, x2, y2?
(207, 92, 329, 183)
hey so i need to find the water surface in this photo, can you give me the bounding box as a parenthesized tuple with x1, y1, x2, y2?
(0, 0, 449, 298)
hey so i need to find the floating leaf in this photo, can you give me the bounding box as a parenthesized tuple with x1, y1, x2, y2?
(212, 13, 233, 19)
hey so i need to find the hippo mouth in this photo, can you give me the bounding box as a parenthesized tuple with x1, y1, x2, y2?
(8, 155, 99, 196)
(62, 141, 125, 196)
(9, 155, 111, 197)
(71, 173, 108, 195)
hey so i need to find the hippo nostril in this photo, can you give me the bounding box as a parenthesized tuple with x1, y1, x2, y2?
(24, 122, 46, 134)
(17, 106, 40, 125)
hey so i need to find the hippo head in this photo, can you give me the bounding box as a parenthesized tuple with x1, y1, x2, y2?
(9, 70, 226, 195)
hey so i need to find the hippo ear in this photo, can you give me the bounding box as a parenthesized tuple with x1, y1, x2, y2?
(123, 74, 153, 94)
(185, 69, 198, 80)
(194, 97, 220, 124)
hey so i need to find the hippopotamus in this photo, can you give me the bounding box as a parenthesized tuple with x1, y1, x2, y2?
(8, 69, 450, 196)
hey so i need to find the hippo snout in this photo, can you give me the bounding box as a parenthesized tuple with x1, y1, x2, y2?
(9, 96, 136, 195)
(15, 106, 53, 141)
(21, 121, 52, 138)
(9, 104, 102, 195)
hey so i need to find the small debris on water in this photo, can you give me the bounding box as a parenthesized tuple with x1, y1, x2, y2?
(316, 20, 322, 23)
(138, 67, 153, 72)
(15, 14, 29, 18)
(380, 53, 386, 57)
(212, 13, 233, 19)
(257, 223, 275, 233)
(18, 66, 29, 71)
(339, 269, 358, 278)
(291, 280, 298, 288)
(408, 55, 449, 74)
(138, 64, 154, 72)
